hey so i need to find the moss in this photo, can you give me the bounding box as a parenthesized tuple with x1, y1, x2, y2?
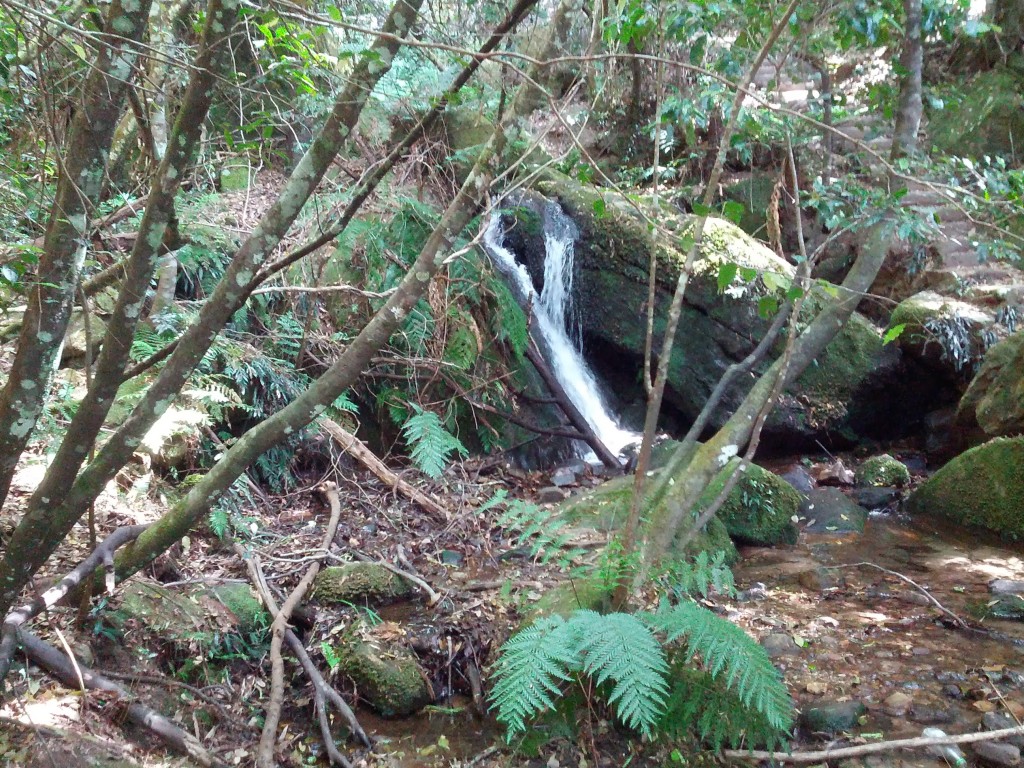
(956, 330, 1024, 441)
(210, 583, 267, 633)
(796, 313, 884, 406)
(339, 641, 431, 717)
(313, 563, 414, 605)
(697, 458, 800, 546)
(528, 577, 614, 620)
(906, 437, 1024, 539)
(855, 454, 911, 488)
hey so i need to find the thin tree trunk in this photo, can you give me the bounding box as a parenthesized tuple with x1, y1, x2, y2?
(891, 0, 924, 159)
(0, 0, 151, 511)
(0, 0, 240, 619)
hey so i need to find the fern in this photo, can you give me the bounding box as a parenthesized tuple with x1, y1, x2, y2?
(662, 550, 736, 600)
(489, 615, 577, 738)
(488, 276, 529, 359)
(569, 610, 669, 737)
(498, 498, 587, 567)
(401, 404, 468, 478)
(642, 601, 793, 735)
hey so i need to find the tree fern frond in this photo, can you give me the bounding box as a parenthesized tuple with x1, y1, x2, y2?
(569, 610, 669, 737)
(489, 616, 576, 739)
(401, 404, 467, 479)
(643, 601, 793, 734)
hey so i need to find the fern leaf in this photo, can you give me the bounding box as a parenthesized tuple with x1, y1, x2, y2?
(643, 601, 793, 734)
(569, 610, 669, 737)
(489, 616, 576, 738)
(401, 404, 468, 479)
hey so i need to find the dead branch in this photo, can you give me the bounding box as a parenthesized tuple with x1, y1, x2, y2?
(352, 552, 441, 606)
(0, 525, 148, 685)
(235, 539, 370, 767)
(16, 629, 220, 767)
(320, 416, 454, 521)
(524, 336, 621, 469)
(257, 483, 345, 768)
(725, 724, 1024, 763)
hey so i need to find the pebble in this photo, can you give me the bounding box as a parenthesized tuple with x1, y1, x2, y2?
(536, 486, 568, 504)
(550, 468, 577, 487)
(908, 704, 954, 724)
(800, 700, 866, 734)
(883, 691, 913, 715)
(943, 684, 966, 699)
(974, 741, 1022, 767)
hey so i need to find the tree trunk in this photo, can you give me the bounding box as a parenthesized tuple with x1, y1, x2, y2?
(0, 0, 239, 618)
(891, 0, 924, 159)
(0, 0, 151, 510)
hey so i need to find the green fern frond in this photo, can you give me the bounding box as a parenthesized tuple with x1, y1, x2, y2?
(401, 404, 468, 479)
(643, 601, 793, 734)
(663, 550, 736, 600)
(569, 610, 669, 737)
(498, 499, 582, 569)
(488, 276, 528, 359)
(489, 615, 576, 738)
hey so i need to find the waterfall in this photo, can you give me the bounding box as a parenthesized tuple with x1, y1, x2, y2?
(483, 202, 639, 460)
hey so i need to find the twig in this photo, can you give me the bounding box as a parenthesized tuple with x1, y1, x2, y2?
(352, 552, 441, 606)
(823, 561, 971, 629)
(725, 724, 1024, 763)
(257, 483, 345, 768)
(16, 629, 220, 767)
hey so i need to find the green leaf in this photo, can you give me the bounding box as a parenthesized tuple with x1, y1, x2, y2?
(593, 198, 606, 217)
(723, 200, 745, 225)
(757, 295, 778, 318)
(691, 202, 712, 217)
(882, 323, 906, 345)
(717, 262, 739, 293)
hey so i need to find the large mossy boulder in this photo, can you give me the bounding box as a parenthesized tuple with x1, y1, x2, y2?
(313, 563, 415, 605)
(890, 291, 996, 379)
(955, 331, 1024, 446)
(929, 67, 1024, 158)
(906, 437, 1024, 539)
(699, 458, 800, 546)
(499, 173, 916, 448)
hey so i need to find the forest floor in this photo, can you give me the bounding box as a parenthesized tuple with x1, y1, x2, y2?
(4, 441, 1024, 768)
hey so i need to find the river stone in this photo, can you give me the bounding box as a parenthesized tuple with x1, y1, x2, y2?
(906, 437, 1024, 539)
(550, 467, 578, 487)
(800, 700, 866, 734)
(991, 580, 1024, 595)
(697, 458, 801, 546)
(883, 691, 913, 715)
(761, 633, 799, 658)
(312, 563, 414, 605)
(855, 454, 911, 487)
(537, 486, 569, 504)
(800, 488, 868, 533)
(780, 464, 815, 494)
(984, 712, 1024, 748)
(974, 741, 1022, 767)
(855, 486, 899, 509)
(956, 330, 1024, 447)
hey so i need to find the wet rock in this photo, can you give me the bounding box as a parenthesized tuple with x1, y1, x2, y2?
(699, 458, 801, 546)
(800, 488, 868, 533)
(798, 568, 839, 592)
(761, 633, 800, 658)
(883, 691, 913, 715)
(800, 700, 866, 734)
(909, 704, 955, 724)
(955, 330, 1024, 449)
(780, 464, 815, 494)
(855, 486, 899, 509)
(991, 580, 1024, 596)
(551, 467, 578, 487)
(974, 741, 1022, 767)
(943, 684, 965, 699)
(855, 454, 911, 488)
(983, 711, 1024, 748)
(339, 641, 432, 717)
(440, 550, 464, 566)
(313, 563, 414, 605)
(562, 458, 589, 475)
(536, 486, 569, 504)
(736, 582, 769, 602)
(907, 437, 1024, 538)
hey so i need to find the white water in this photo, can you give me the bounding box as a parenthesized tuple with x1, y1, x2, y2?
(484, 203, 639, 459)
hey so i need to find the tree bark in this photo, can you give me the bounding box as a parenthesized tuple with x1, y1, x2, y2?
(0, 0, 239, 618)
(891, 0, 924, 159)
(0, 0, 151, 510)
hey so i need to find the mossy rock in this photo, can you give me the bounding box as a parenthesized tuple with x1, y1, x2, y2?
(527, 576, 614, 621)
(855, 454, 911, 488)
(559, 471, 739, 564)
(906, 437, 1024, 539)
(929, 67, 1024, 158)
(889, 291, 995, 374)
(699, 459, 800, 546)
(339, 641, 431, 717)
(955, 330, 1024, 445)
(312, 563, 414, 606)
(115, 580, 268, 651)
(800, 488, 868, 533)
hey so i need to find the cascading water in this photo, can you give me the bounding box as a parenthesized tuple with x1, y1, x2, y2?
(483, 202, 639, 459)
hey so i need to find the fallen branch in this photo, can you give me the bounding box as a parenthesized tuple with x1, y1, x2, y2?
(724, 724, 1024, 763)
(352, 552, 441, 606)
(0, 525, 148, 686)
(319, 417, 454, 521)
(16, 628, 220, 767)
(824, 561, 971, 630)
(257, 484, 345, 768)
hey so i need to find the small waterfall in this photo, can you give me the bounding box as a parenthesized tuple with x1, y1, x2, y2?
(484, 202, 639, 459)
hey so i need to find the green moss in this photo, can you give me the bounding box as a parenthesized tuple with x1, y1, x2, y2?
(313, 563, 414, 605)
(209, 583, 267, 633)
(855, 454, 911, 487)
(528, 577, 614, 620)
(797, 313, 884, 404)
(956, 330, 1024, 441)
(697, 459, 800, 546)
(907, 437, 1024, 539)
(339, 641, 431, 717)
